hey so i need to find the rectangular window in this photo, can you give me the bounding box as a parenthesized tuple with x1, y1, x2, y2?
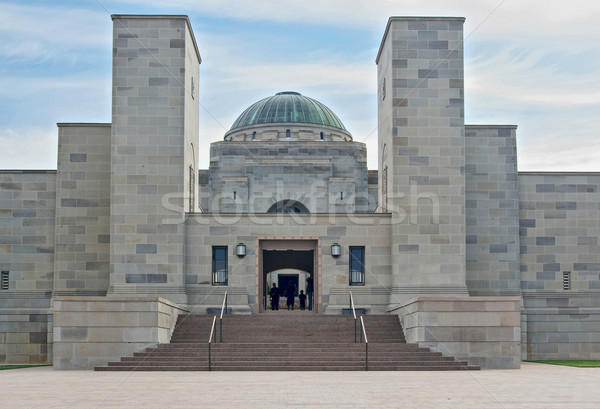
(1, 271, 8, 290)
(349, 247, 365, 286)
(563, 271, 571, 290)
(382, 166, 388, 212)
(189, 166, 195, 212)
(212, 247, 228, 285)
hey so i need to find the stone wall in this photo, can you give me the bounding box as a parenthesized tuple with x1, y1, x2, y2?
(225, 123, 352, 142)
(377, 17, 469, 306)
(396, 296, 522, 369)
(53, 296, 186, 369)
(208, 141, 369, 213)
(54, 124, 111, 297)
(108, 15, 201, 304)
(0, 171, 56, 364)
(367, 170, 378, 212)
(184, 213, 392, 313)
(465, 125, 521, 296)
(519, 173, 600, 359)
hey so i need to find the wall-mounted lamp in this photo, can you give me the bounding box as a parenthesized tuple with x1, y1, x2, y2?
(331, 243, 341, 257)
(236, 243, 246, 257)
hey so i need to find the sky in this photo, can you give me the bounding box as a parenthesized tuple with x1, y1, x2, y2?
(0, 0, 599, 171)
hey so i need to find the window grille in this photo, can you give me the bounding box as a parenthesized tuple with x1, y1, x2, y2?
(382, 166, 388, 212)
(349, 247, 365, 286)
(189, 165, 195, 212)
(212, 247, 228, 285)
(1, 271, 8, 290)
(562, 271, 571, 290)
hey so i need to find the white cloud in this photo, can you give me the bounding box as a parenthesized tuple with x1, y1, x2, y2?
(0, 126, 58, 170)
(466, 44, 600, 108)
(119, 0, 600, 40)
(519, 135, 600, 172)
(0, 2, 110, 61)
(0, 75, 108, 99)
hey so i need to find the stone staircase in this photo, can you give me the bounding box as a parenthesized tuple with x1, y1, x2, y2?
(95, 313, 479, 371)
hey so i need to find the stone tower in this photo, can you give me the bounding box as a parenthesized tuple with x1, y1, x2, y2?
(376, 17, 469, 307)
(108, 15, 201, 304)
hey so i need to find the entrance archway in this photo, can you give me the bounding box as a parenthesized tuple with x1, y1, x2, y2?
(257, 238, 320, 313)
(266, 200, 309, 214)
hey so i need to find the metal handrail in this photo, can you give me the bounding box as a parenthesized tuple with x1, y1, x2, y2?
(208, 316, 216, 371)
(360, 316, 368, 371)
(219, 291, 228, 342)
(349, 291, 357, 343)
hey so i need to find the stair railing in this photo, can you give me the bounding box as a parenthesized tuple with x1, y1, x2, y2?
(349, 291, 357, 343)
(219, 291, 228, 342)
(208, 315, 216, 371)
(360, 315, 368, 371)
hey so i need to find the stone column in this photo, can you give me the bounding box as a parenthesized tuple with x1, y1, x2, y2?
(376, 17, 468, 307)
(108, 15, 201, 304)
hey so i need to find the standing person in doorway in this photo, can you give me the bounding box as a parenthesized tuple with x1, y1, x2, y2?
(306, 277, 313, 311)
(270, 283, 280, 310)
(285, 282, 296, 310)
(299, 290, 307, 311)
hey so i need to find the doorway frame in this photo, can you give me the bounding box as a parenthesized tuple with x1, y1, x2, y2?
(256, 237, 321, 313)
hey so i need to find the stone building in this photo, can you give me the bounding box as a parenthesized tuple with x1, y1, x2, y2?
(0, 15, 599, 370)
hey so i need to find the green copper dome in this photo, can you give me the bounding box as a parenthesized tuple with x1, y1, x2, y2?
(229, 91, 347, 131)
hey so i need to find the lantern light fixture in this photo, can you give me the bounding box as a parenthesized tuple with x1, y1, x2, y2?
(236, 243, 246, 257)
(331, 243, 341, 257)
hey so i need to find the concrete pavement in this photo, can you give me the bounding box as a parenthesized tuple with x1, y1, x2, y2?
(1, 362, 599, 408)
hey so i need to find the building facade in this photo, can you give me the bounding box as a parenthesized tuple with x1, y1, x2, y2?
(0, 15, 599, 370)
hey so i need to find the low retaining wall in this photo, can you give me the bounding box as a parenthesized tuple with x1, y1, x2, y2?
(0, 300, 52, 364)
(53, 296, 187, 369)
(523, 292, 600, 360)
(395, 296, 521, 369)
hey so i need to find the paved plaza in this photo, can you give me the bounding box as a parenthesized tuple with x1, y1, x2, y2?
(2, 363, 599, 408)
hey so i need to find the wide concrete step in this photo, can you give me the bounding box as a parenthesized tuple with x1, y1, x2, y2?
(128, 346, 445, 355)
(98, 364, 477, 371)
(141, 347, 429, 354)
(109, 359, 462, 368)
(95, 314, 479, 371)
(129, 354, 444, 362)
(146, 342, 419, 348)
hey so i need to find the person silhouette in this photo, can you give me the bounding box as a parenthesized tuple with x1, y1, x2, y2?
(285, 282, 296, 310)
(269, 283, 280, 310)
(299, 290, 307, 310)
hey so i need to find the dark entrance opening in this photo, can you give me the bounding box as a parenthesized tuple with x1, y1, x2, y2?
(262, 249, 314, 312)
(277, 274, 299, 297)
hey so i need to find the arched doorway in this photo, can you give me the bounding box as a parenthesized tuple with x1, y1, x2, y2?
(266, 200, 310, 214)
(257, 238, 320, 313)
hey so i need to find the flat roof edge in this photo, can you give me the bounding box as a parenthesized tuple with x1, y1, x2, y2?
(111, 14, 190, 19)
(388, 16, 466, 21)
(0, 170, 57, 174)
(376, 16, 465, 64)
(465, 124, 518, 129)
(519, 171, 600, 176)
(57, 123, 111, 127)
(111, 14, 201, 63)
